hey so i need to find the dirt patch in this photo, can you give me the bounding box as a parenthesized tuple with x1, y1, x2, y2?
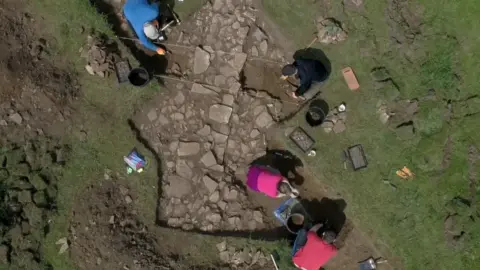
(0, 0, 79, 142)
(69, 179, 219, 270)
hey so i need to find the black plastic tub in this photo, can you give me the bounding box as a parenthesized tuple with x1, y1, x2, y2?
(128, 67, 150, 87)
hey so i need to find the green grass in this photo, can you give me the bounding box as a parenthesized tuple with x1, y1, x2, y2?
(264, 0, 480, 269)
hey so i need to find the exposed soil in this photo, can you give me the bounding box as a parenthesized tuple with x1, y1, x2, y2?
(69, 179, 219, 270)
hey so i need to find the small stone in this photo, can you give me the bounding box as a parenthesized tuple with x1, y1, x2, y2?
(225, 189, 239, 201)
(212, 131, 228, 143)
(214, 75, 227, 86)
(193, 46, 211, 74)
(0, 120, 6, 126)
(252, 27, 267, 42)
(197, 125, 211, 137)
(216, 241, 227, 252)
(232, 53, 247, 72)
(172, 113, 185, 121)
(174, 92, 185, 105)
(9, 113, 23, 125)
(253, 211, 263, 223)
(232, 22, 240, 29)
(206, 213, 222, 224)
(222, 94, 235, 106)
(147, 109, 157, 122)
(218, 201, 227, 210)
(250, 129, 260, 138)
(251, 46, 259, 57)
(255, 111, 274, 128)
(219, 251, 230, 263)
(209, 191, 220, 202)
(228, 81, 242, 95)
(209, 104, 233, 124)
(175, 160, 193, 179)
(203, 176, 218, 193)
(211, 164, 225, 172)
(259, 40, 268, 55)
(85, 65, 95, 75)
(201, 151, 217, 167)
(109, 216, 115, 224)
(333, 121, 346, 133)
(125, 195, 133, 204)
(177, 142, 201, 156)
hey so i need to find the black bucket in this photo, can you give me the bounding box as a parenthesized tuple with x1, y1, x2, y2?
(306, 99, 329, 126)
(128, 67, 150, 87)
(286, 213, 306, 234)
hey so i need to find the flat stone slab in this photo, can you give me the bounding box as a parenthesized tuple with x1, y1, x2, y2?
(209, 104, 233, 124)
(177, 142, 201, 156)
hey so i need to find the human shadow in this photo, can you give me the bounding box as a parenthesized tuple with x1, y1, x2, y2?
(250, 149, 305, 186)
(293, 48, 332, 76)
(300, 197, 347, 235)
(89, 0, 171, 85)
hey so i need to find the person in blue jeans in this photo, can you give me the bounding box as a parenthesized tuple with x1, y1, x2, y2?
(123, 0, 166, 55)
(281, 59, 329, 101)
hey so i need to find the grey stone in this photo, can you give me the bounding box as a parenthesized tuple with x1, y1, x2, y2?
(218, 201, 227, 210)
(216, 241, 227, 252)
(206, 213, 222, 223)
(197, 125, 211, 137)
(166, 176, 192, 198)
(169, 141, 179, 152)
(174, 92, 185, 105)
(220, 65, 238, 78)
(232, 53, 247, 72)
(177, 142, 201, 156)
(253, 105, 265, 116)
(238, 26, 250, 40)
(226, 202, 243, 216)
(222, 94, 235, 106)
(209, 104, 233, 124)
(232, 22, 240, 29)
(172, 204, 188, 217)
(253, 211, 263, 224)
(214, 146, 225, 162)
(203, 176, 218, 193)
(250, 129, 260, 138)
(125, 195, 133, 204)
(172, 113, 185, 121)
(251, 46, 259, 57)
(225, 188, 239, 201)
(228, 80, 242, 95)
(147, 109, 157, 122)
(219, 251, 230, 263)
(212, 131, 228, 143)
(18, 190, 31, 204)
(213, 0, 223, 11)
(201, 151, 217, 167)
(211, 164, 225, 172)
(176, 160, 193, 179)
(158, 114, 169, 125)
(193, 46, 210, 74)
(214, 75, 227, 86)
(255, 111, 274, 128)
(191, 83, 218, 95)
(9, 113, 23, 125)
(0, 120, 6, 126)
(259, 40, 268, 55)
(252, 27, 267, 42)
(333, 121, 346, 133)
(209, 191, 220, 202)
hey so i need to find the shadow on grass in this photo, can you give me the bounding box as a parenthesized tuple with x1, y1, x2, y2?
(250, 149, 305, 186)
(89, 0, 170, 85)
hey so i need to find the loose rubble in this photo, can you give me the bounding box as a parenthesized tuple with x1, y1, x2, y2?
(80, 34, 121, 78)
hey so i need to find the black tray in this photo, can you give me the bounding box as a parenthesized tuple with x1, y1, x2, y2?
(114, 59, 131, 84)
(289, 127, 316, 153)
(346, 144, 368, 171)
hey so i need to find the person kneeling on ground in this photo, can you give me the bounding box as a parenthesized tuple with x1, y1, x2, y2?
(281, 59, 329, 101)
(123, 0, 166, 55)
(292, 223, 338, 270)
(246, 164, 299, 198)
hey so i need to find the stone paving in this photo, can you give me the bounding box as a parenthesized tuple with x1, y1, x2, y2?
(133, 0, 288, 234)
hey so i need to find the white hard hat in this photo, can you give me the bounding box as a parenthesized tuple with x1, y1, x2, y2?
(143, 22, 160, 40)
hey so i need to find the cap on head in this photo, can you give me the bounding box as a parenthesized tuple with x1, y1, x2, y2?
(281, 64, 297, 76)
(143, 22, 160, 40)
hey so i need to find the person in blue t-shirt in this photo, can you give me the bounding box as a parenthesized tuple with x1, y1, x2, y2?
(123, 0, 166, 55)
(281, 59, 329, 101)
